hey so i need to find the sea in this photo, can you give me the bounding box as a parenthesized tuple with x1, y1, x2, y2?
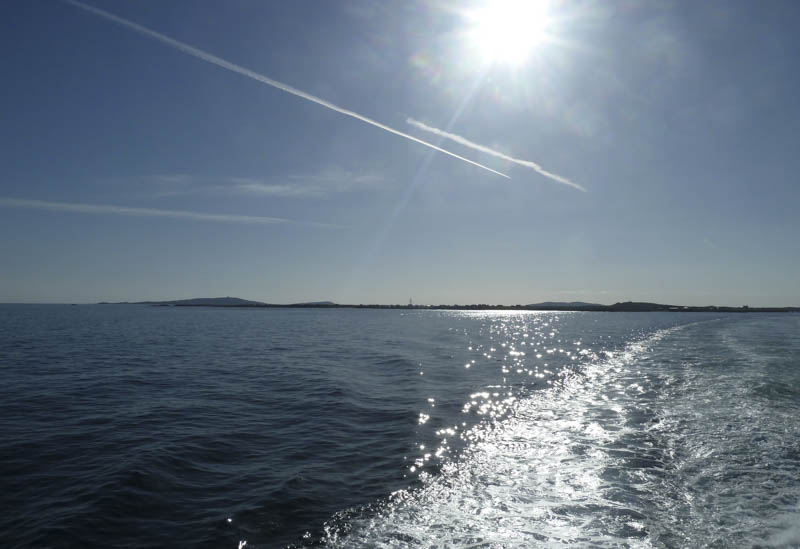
(1, 305, 799, 549)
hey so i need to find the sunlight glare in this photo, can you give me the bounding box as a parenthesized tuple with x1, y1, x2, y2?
(468, 0, 551, 65)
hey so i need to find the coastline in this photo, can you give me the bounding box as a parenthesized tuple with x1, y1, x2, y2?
(96, 300, 800, 313)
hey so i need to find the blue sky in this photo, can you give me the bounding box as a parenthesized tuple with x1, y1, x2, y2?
(1, 0, 798, 305)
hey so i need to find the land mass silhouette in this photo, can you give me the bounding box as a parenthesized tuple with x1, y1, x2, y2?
(97, 297, 800, 313)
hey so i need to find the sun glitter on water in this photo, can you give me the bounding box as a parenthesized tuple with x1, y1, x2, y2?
(466, 0, 552, 65)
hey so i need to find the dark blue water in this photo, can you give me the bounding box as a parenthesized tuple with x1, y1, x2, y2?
(1, 306, 799, 548)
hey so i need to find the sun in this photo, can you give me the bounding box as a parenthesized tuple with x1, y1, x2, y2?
(466, 0, 552, 66)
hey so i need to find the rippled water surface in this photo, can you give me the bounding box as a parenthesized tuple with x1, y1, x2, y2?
(1, 306, 799, 548)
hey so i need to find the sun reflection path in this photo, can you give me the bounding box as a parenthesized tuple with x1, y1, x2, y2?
(406, 312, 594, 479)
(324, 322, 682, 548)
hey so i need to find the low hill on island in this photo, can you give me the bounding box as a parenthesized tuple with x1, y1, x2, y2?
(101, 297, 340, 307)
(135, 297, 267, 306)
(526, 301, 603, 309)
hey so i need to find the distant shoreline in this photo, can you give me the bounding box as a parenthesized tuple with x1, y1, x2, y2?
(96, 298, 800, 313)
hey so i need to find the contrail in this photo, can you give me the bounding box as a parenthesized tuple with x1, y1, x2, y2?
(0, 197, 338, 227)
(62, 0, 509, 179)
(407, 118, 586, 192)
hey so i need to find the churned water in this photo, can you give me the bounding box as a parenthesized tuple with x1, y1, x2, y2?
(1, 306, 798, 548)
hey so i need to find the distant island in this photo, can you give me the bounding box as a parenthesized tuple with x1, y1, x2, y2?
(97, 297, 799, 313)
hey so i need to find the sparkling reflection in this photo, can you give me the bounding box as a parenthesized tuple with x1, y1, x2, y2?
(318, 313, 800, 548)
(323, 320, 675, 547)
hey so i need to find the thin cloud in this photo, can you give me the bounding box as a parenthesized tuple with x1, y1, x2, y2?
(0, 197, 337, 227)
(233, 182, 316, 198)
(287, 171, 386, 188)
(407, 118, 586, 192)
(234, 173, 387, 197)
(142, 170, 388, 198)
(63, 0, 509, 179)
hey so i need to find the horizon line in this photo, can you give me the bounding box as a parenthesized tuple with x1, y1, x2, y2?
(2, 300, 797, 310)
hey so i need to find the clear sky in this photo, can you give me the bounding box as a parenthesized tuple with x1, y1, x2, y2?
(1, 0, 798, 306)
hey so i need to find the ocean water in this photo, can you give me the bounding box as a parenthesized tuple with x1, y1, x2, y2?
(1, 306, 798, 548)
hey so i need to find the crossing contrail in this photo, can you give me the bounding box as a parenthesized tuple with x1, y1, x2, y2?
(62, 0, 509, 179)
(407, 118, 586, 191)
